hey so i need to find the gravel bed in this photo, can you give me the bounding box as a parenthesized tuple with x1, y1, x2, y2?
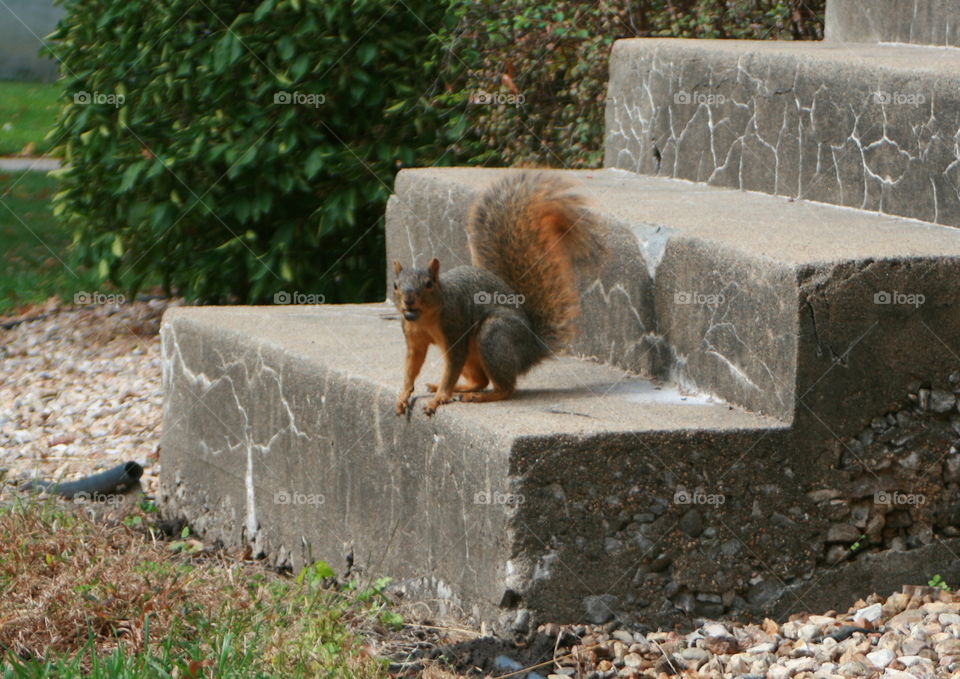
(495, 586, 958, 679)
(2, 299, 957, 679)
(0, 298, 172, 497)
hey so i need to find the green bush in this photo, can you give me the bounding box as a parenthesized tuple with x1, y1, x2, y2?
(440, 0, 825, 168)
(48, 0, 823, 304)
(48, 0, 459, 303)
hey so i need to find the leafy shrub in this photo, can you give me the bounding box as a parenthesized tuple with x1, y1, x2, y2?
(440, 0, 825, 168)
(48, 0, 459, 303)
(48, 0, 823, 303)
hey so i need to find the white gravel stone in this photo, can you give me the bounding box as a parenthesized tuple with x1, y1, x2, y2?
(812, 661, 837, 677)
(881, 670, 913, 679)
(785, 656, 818, 673)
(854, 602, 884, 623)
(867, 648, 895, 668)
(747, 642, 778, 654)
(899, 638, 927, 655)
(726, 653, 752, 674)
(895, 655, 927, 667)
(767, 665, 790, 679)
(701, 623, 728, 637)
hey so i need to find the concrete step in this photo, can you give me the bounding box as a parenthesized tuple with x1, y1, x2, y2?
(159, 302, 960, 632)
(386, 167, 960, 429)
(604, 38, 960, 227)
(826, 0, 960, 47)
(159, 304, 783, 630)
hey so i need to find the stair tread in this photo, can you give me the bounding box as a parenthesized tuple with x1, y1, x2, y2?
(165, 304, 783, 436)
(613, 37, 960, 73)
(398, 167, 960, 268)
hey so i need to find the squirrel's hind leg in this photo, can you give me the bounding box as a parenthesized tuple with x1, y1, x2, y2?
(428, 340, 490, 393)
(460, 385, 514, 403)
(464, 312, 534, 404)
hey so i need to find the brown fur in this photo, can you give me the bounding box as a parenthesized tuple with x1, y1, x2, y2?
(393, 172, 606, 415)
(466, 172, 605, 349)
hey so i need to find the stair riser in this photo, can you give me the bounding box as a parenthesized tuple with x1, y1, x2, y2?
(796, 257, 960, 437)
(605, 40, 960, 227)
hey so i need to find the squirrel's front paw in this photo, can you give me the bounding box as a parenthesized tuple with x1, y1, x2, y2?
(423, 396, 449, 416)
(395, 394, 410, 415)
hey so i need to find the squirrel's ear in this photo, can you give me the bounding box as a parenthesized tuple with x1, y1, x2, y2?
(427, 257, 440, 279)
(392, 260, 403, 276)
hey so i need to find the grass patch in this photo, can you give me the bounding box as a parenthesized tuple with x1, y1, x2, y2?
(0, 170, 96, 315)
(0, 81, 60, 157)
(0, 498, 392, 678)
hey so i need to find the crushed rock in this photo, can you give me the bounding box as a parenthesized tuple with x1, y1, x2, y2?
(0, 297, 174, 498)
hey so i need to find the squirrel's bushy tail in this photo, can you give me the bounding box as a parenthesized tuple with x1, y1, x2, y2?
(467, 171, 605, 350)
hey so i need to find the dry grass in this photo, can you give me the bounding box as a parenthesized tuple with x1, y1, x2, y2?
(0, 496, 390, 678)
(0, 498, 249, 660)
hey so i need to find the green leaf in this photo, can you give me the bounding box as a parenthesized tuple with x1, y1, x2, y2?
(119, 160, 147, 193)
(380, 611, 403, 629)
(357, 43, 376, 65)
(304, 147, 324, 179)
(277, 36, 295, 61)
(254, 0, 277, 21)
(290, 54, 311, 80)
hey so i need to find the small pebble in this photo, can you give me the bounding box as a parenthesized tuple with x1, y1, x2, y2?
(866, 648, 895, 668)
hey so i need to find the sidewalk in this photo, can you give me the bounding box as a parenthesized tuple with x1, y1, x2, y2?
(0, 157, 61, 171)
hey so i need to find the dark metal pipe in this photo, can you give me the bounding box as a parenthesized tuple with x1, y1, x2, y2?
(23, 461, 143, 499)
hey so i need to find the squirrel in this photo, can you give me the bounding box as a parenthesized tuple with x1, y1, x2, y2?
(392, 171, 605, 416)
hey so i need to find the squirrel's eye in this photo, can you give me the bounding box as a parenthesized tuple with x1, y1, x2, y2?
(425, 280, 433, 289)
(393, 281, 398, 289)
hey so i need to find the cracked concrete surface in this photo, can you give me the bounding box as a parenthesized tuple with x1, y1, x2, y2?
(159, 304, 780, 629)
(159, 294, 960, 629)
(387, 167, 960, 423)
(604, 39, 960, 227)
(161, 29, 960, 631)
(161, 166, 960, 631)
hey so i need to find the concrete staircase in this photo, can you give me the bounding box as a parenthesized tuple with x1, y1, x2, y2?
(160, 0, 960, 632)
